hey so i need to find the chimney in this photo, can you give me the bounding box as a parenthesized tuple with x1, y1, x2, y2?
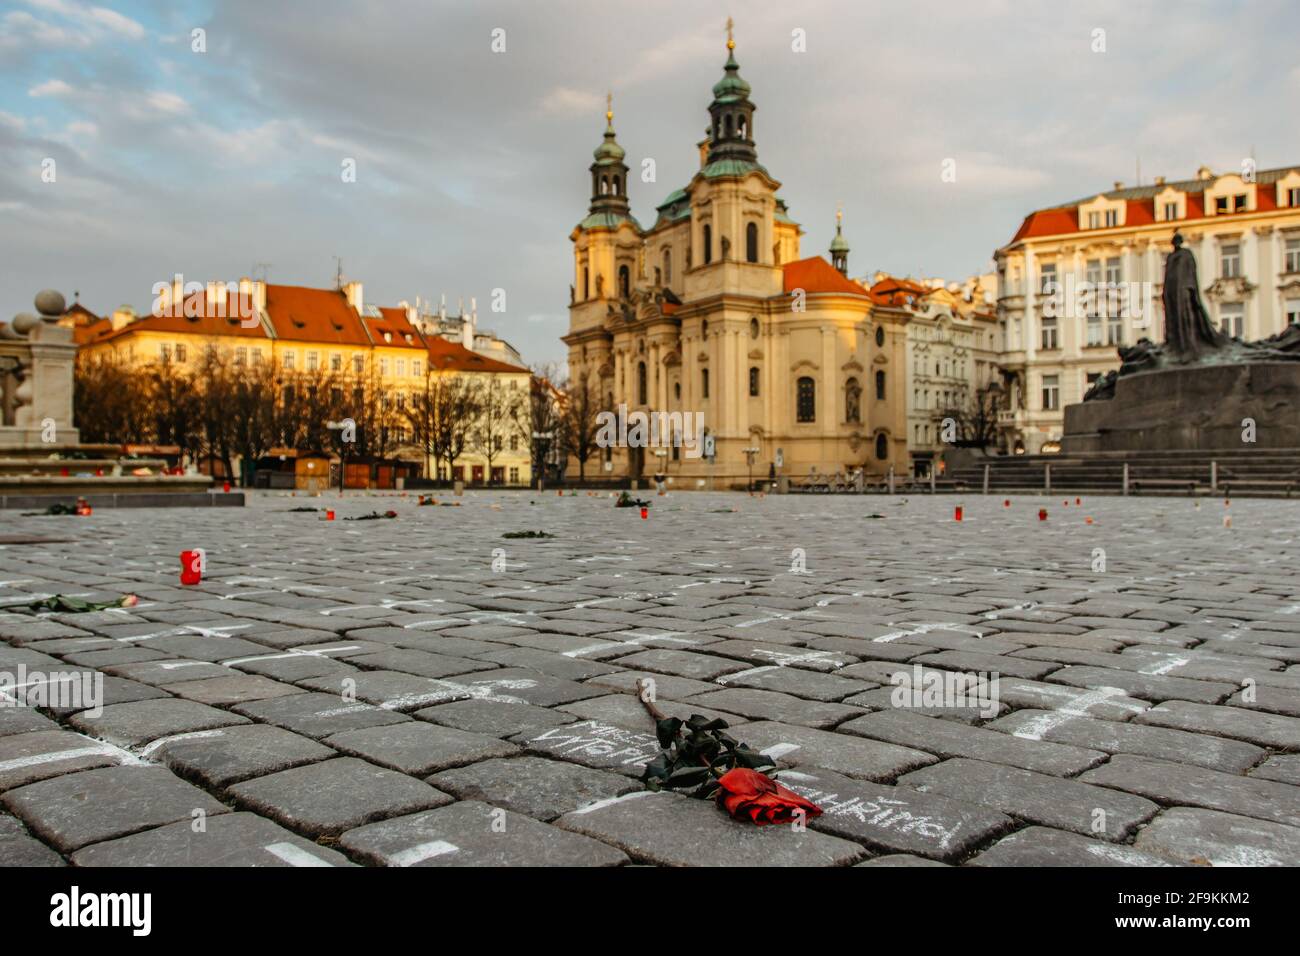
(342, 280, 363, 312)
(1154, 176, 1166, 186)
(171, 275, 183, 309)
(1113, 181, 1124, 191)
(252, 280, 266, 313)
(208, 280, 228, 315)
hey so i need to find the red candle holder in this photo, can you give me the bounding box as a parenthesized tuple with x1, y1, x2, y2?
(1038, 509, 1048, 521)
(326, 510, 335, 521)
(180, 550, 202, 585)
(222, 481, 231, 493)
(640, 507, 648, 519)
(954, 506, 963, 522)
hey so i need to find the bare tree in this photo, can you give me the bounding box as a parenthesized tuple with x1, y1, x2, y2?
(470, 376, 524, 484)
(405, 372, 482, 485)
(560, 374, 604, 481)
(73, 353, 153, 445)
(512, 363, 566, 488)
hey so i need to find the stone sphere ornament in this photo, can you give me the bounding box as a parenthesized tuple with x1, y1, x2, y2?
(11, 313, 40, 335)
(34, 290, 67, 317)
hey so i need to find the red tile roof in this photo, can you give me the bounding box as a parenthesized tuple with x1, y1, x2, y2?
(264, 284, 369, 345)
(79, 291, 267, 345)
(366, 307, 426, 350)
(781, 256, 868, 297)
(426, 336, 527, 374)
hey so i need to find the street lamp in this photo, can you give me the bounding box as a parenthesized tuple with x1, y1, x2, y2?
(743, 446, 760, 494)
(653, 448, 668, 495)
(326, 419, 353, 495)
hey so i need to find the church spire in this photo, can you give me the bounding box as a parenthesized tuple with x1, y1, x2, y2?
(830, 206, 850, 275)
(706, 18, 757, 167)
(588, 91, 630, 218)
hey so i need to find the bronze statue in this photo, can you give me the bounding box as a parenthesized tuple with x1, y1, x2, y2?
(1083, 232, 1300, 402)
(1162, 232, 1228, 360)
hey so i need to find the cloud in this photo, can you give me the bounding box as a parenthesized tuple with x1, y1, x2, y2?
(28, 78, 73, 97)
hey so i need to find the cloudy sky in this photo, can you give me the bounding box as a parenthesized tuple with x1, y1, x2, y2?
(3, 0, 1298, 365)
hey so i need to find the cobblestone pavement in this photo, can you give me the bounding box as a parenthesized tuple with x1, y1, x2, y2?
(2, 490, 1299, 867)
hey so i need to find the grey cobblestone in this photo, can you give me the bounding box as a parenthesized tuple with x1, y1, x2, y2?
(2, 491, 1298, 866)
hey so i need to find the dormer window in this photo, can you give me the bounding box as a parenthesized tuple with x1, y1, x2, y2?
(1290, 188, 1300, 207)
(1163, 201, 1179, 220)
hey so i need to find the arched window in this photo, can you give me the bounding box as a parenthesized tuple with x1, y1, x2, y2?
(875, 326, 885, 347)
(725, 115, 733, 138)
(583, 268, 589, 300)
(745, 222, 758, 263)
(618, 265, 630, 298)
(749, 367, 760, 397)
(796, 377, 816, 422)
(845, 377, 861, 423)
(600, 177, 608, 195)
(749, 317, 759, 339)
(703, 224, 712, 264)
(875, 370, 886, 400)
(663, 249, 672, 284)
(612, 175, 620, 195)
(773, 242, 781, 266)
(875, 433, 889, 460)
(738, 118, 747, 139)
(674, 381, 681, 400)
(637, 361, 647, 405)
(701, 368, 710, 399)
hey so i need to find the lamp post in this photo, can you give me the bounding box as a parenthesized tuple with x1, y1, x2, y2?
(326, 420, 351, 495)
(653, 448, 668, 495)
(743, 446, 759, 494)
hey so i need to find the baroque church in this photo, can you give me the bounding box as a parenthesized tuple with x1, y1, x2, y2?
(563, 29, 909, 486)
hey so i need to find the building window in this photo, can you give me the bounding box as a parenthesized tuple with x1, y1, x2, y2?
(701, 368, 709, 399)
(1104, 209, 1118, 227)
(875, 433, 889, 460)
(306, 351, 319, 371)
(663, 249, 672, 283)
(1286, 238, 1300, 274)
(796, 377, 816, 422)
(1041, 315, 1059, 350)
(282, 351, 295, 370)
(509, 467, 519, 484)
(331, 353, 342, 371)
(1086, 313, 1103, 347)
(702, 224, 712, 265)
(174, 343, 186, 363)
(1107, 314, 1123, 346)
(750, 316, 759, 339)
(749, 366, 759, 397)
(1163, 201, 1179, 221)
(1221, 243, 1241, 278)
(159, 343, 171, 362)
(583, 268, 589, 299)
(1039, 263, 1057, 295)
(1289, 188, 1300, 207)
(1105, 257, 1121, 285)
(619, 265, 630, 298)
(875, 326, 885, 347)
(353, 354, 364, 374)
(234, 347, 247, 366)
(250, 349, 262, 366)
(509, 435, 519, 451)
(413, 359, 421, 377)
(845, 377, 861, 423)
(396, 359, 406, 377)
(1088, 212, 1100, 229)
(674, 382, 681, 400)
(1220, 302, 1244, 338)
(1042, 374, 1060, 410)
(379, 358, 390, 376)
(745, 222, 758, 263)
(1234, 194, 1247, 212)
(1285, 299, 1300, 324)
(637, 361, 647, 405)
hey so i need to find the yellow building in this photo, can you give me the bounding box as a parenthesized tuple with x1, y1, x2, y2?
(995, 164, 1300, 453)
(74, 278, 533, 485)
(563, 31, 909, 487)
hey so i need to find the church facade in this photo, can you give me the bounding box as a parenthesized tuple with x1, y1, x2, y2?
(562, 34, 909, 487)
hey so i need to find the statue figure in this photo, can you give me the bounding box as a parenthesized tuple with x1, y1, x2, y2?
(1082, 232, 1300, 402)
(1162, 232, 1228, 360)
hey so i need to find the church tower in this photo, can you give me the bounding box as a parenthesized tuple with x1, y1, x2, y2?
(830, 208, 850, 276)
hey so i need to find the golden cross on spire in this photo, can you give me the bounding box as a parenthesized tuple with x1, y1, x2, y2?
(836, 202, 843, 225)
(725, 16, 735, 50)
(605, 91, 613, 123)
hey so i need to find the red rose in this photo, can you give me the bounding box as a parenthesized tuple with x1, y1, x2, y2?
(715, 767, 822, 826)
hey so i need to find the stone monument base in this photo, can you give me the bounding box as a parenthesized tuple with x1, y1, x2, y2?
(1063, 362, 1300, 453)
